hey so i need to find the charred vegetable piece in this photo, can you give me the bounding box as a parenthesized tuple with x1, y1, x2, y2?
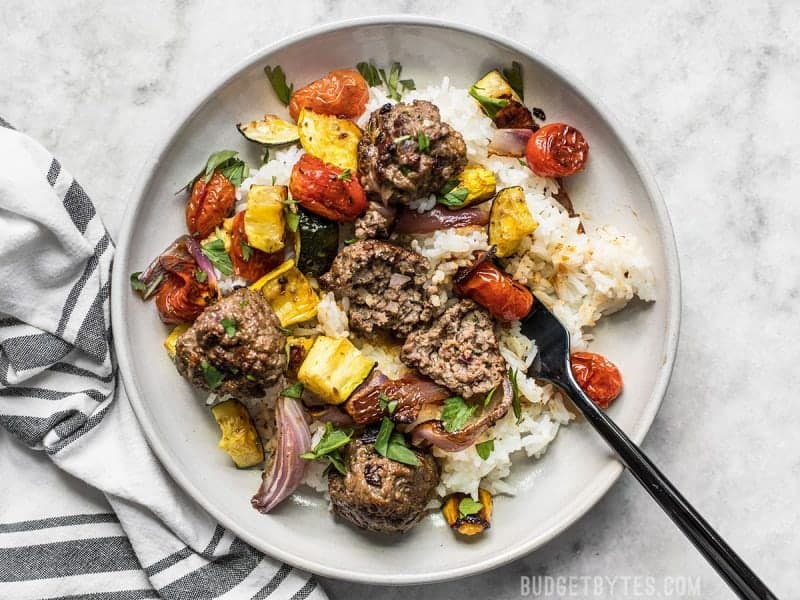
(250, 259, 319, 327)
(297, 336, 376, 405)
(439, 165, 496, 209)
(289, 153, 368, 222)
(289, 69, 369, 122)
(472, 70, 520, 103)
(294, 208, 339, 277)
(488, 186, 538, 257)
(244, 185, 287, 253)
(163, 323, 190, 359)
(211, 400, 264, 468)
(286, 335, 315, 376)
(297, 108, 361, 172)
(186, 171, 236, 239)
(525, 123, 589, 178)
(237, 114, 300, 146)
(454, 250, 534, 322)
(469, 70, 535, 128)
(230, 211, 283, 283)
(442, 488, 493, 536)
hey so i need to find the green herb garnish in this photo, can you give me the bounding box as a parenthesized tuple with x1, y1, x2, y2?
(130, 272, 146, 293)
(458, 496, 483, 518)
(393, 135, 411, 143)
(338, 169, 352, 182)
(285, 209, 299, 232)
(475, 439, 495, 460)
(509, 367, 522, 423)
(220, 160, 249, 187)
(378, 392, 398, 415)
(200, 360, 224, 390)
(399, 78, 416, 91)
(378, 62, 403, 101)
(344, 238, 358, 245)
(437, 179, 469, 209)
(201, 238, 233, 276)
(245, 374, 257, 382)
(184, 150, 249, 191)
(483, 386, 496, 408)
(468, 85, 510, 119)
(441, 396, 477, 433)
(356, 61, 382, 86)
(518, 158, 528, 168)
(301, 422, 353, 475)
(240, 240, 253, 262)
(374, 418, 419, 466)
(502, 60, 524, 101)
(264, 65, 293, 106)
(416, 130, 430, 153)
(280, 381, 304, 399)
(221, 317, 237, 338)
(130, 271, 164, 299)
(195, 269, 207, 283)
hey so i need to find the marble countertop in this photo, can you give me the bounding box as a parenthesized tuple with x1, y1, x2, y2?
(4, 1, 797, 598)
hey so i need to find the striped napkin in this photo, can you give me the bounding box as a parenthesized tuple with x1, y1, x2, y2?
(0, 118, 326, 600)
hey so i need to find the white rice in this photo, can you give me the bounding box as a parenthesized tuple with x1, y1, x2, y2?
(241, 78, 655, 502)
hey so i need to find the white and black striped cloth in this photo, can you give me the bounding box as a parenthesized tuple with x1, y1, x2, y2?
(0, 119, 326, 600)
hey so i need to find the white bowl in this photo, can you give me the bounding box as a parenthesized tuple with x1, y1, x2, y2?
(111, 16, 680, 585)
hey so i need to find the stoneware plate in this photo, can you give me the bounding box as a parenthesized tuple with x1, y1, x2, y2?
(111, 16, 681, 585)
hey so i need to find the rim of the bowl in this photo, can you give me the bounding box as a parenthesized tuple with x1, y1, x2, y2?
(111, 15, 682, 585)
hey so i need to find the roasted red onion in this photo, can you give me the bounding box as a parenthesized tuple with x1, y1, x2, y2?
(343, 370, 389, 425)
(394, 206, 489, 234)
(382, 374, 450, 424)
(134, 236, 193, 300)
(488, 128, 533, 158)
(411, 377, 512, 452)
(251, 396, 312, 513)
(308, 405, 354, 428)
(185, 235, 219, 295)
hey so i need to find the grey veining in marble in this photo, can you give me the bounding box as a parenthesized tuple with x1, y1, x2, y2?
(3, 1, 798, 598)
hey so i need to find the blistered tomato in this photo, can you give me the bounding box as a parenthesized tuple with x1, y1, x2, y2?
(289, 154, 368, 222)
(525, 123, 589, 178)
(288, 69, 369, 121)
(453, 250, 534, 322)
(571, 351, 623, 408)
(186, 171, 236, 239)
(229, 211, 284, 283)
(154, 256, 213, 325)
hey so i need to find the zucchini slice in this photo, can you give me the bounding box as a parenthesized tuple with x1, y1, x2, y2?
(294, 208, 339, 277)
(488, 186, 538, 257)
(472, 69, 521, 103)
(211, 400, 264, 468)
(297, 336, 376, 405)
(237, 114, 300, 146)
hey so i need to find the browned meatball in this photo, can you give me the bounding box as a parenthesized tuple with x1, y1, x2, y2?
(328, 439, 438, 534)
(358, 100, 467, 205)
(401, 299, 505, 399)
(174, 288, 286, 398)
(319, 240, 441, 339)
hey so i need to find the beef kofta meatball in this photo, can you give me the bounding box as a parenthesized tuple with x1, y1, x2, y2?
(354, 201, 396, 240)
(401, 299, 505, 399)
(358, 100, 467, 205)
(319, 240, 441, 339)
(328, 439, 439, 534)
(175, 288, 286, 398)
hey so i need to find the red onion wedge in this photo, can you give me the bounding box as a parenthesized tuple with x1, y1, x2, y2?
(488, 128, 533, 158)
(251, 396, 312, 514)
(134, 236, 194, 300)
(185, 235, 219, 296)
(411, 377, 512, 452)
(394, 206, 489, 234)
(308, 405, 355, 428)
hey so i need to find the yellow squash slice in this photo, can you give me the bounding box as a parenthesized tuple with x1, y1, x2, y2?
(211, 400, 264, 468)
(297, 108, 361, 172)
(297, 336, 375, 405)
(163, 323, 190, 359)
(244, 185, 287, 254)
(488, 186, 538, 257)
(250, 259, 319, 327)
(454, 165, 496, 207)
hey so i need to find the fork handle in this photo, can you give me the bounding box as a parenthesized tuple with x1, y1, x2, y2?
(557, 373, 778, 600)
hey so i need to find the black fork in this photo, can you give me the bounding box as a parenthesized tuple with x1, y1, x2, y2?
(522, 300, 778, 600)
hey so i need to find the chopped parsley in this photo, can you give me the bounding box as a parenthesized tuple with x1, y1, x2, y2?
(458, 496, 483, 518)
(378, 392, 398, 415)
(221, 317, 237, 338)
(356, 61, 382, 87)
(195, 269, 207, 283)
(393, 135, 411, 144)
(441, 396, 477, 433)
(201, 238, 233, 276)
(280, 381, 304, 399)
(130, 272, 146, 293)
(509, 367, 522, 423)
(475, 439, 495, 460)
(337, 168, 352, 182)
(378, 61, 403, 101)
(438, 187, 469, 209)
(200, 360, 224, 390)
(264, 65, 293, 106)
(468, 85, 509, 120)
(301, 422, 353, 475)
(483, 386, 496, 407)
(416, 130, 430, 153)
(285, 208, 299, 232)
(502, 60, 524, 101)
(130, 271, 164, 300)
(245, 374, 258, 382)
(374, 418, 420, 466)
(518, 158, 528, 168)
(239, 240, 253, 262)
(184, 150, 249, 191)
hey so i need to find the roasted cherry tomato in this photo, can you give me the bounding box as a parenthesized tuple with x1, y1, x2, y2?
(289, 153, 368, 222)
(571, 351, 623, 409)
(229, 211, 283, 283)
(453, 250, 534, 322)
(155, 256, 213, 325)
(288, 69, 369, 122)
(525, 123, 589, 178)
(186, 171, 236, 239)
